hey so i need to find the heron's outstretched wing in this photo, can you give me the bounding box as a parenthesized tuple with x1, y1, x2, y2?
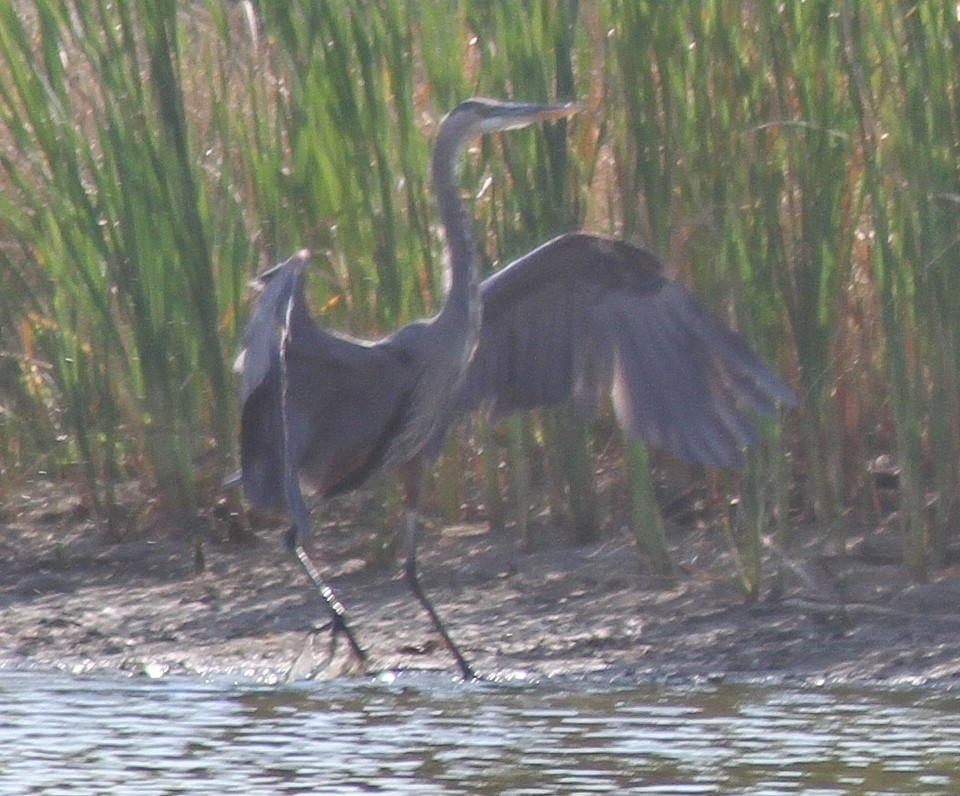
(232, 252, 307, 506)
(454, 233, 795, 468)
(234, 251, 316, 404)
(236, 252, 416, 507)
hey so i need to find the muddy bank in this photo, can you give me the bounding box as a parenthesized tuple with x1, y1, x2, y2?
(3, 482, 960, 687)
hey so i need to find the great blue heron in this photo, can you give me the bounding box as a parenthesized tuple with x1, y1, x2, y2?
(233, 98, 795, 680)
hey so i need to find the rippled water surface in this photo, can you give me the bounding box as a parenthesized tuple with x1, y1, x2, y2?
(2, 669, 959, 794)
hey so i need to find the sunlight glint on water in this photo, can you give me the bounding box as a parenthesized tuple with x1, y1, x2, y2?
(0, 670, 958, 794)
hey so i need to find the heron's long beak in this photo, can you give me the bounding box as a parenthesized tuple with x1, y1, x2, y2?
(477, 99, 580, 133)
(533, 102, 581, 121)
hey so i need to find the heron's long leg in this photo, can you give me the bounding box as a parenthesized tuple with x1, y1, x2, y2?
(400, 461, 477, 680)
(284, 471, 366, 667)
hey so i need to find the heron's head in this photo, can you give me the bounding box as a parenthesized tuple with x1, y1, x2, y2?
(436, 97, 579, 158)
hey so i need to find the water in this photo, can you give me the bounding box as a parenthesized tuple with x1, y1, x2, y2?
(1, 669, 959, 794)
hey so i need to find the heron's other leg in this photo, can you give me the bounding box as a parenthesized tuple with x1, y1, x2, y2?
(399, 458, 477, 680)
(284, 466, 366, 668)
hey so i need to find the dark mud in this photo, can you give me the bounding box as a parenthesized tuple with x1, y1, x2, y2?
(3, 481, 960, 687)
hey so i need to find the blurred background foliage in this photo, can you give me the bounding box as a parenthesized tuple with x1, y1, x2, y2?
(0, 0, 958, 581)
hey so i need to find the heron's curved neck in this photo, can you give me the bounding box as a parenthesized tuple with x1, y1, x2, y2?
(432, 136, 480, 326)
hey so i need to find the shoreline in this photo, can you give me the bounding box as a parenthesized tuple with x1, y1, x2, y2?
(4, 484, 960, 688)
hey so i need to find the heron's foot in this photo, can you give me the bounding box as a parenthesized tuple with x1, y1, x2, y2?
(284, 624, 366, 682)
(330, 620, 367, 677)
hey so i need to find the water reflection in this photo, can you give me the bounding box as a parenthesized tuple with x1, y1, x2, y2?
(1, 669, 958, 794)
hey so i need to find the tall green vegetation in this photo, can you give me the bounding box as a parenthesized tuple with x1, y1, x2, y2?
(0, 1, 247, 534)
(0, 1, 957, 584)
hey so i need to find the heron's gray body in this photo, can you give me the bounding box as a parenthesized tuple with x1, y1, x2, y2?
(240, 232, 792, 507)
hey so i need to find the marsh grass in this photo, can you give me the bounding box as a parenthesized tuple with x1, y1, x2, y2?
(0, 1, 957, 582)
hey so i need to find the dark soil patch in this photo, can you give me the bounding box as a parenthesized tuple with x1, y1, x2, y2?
(3, 481, 960, 686)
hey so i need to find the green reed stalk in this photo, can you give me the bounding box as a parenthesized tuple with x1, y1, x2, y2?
(0, 0, 261, 532)
(840, 2, 925, 577)
(887, 2, 960, 566)
(505, 415, 532, 547)
(609, 1, 691, 573)
(840, 1, 960, 576)
(476, 416, 506, 533)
